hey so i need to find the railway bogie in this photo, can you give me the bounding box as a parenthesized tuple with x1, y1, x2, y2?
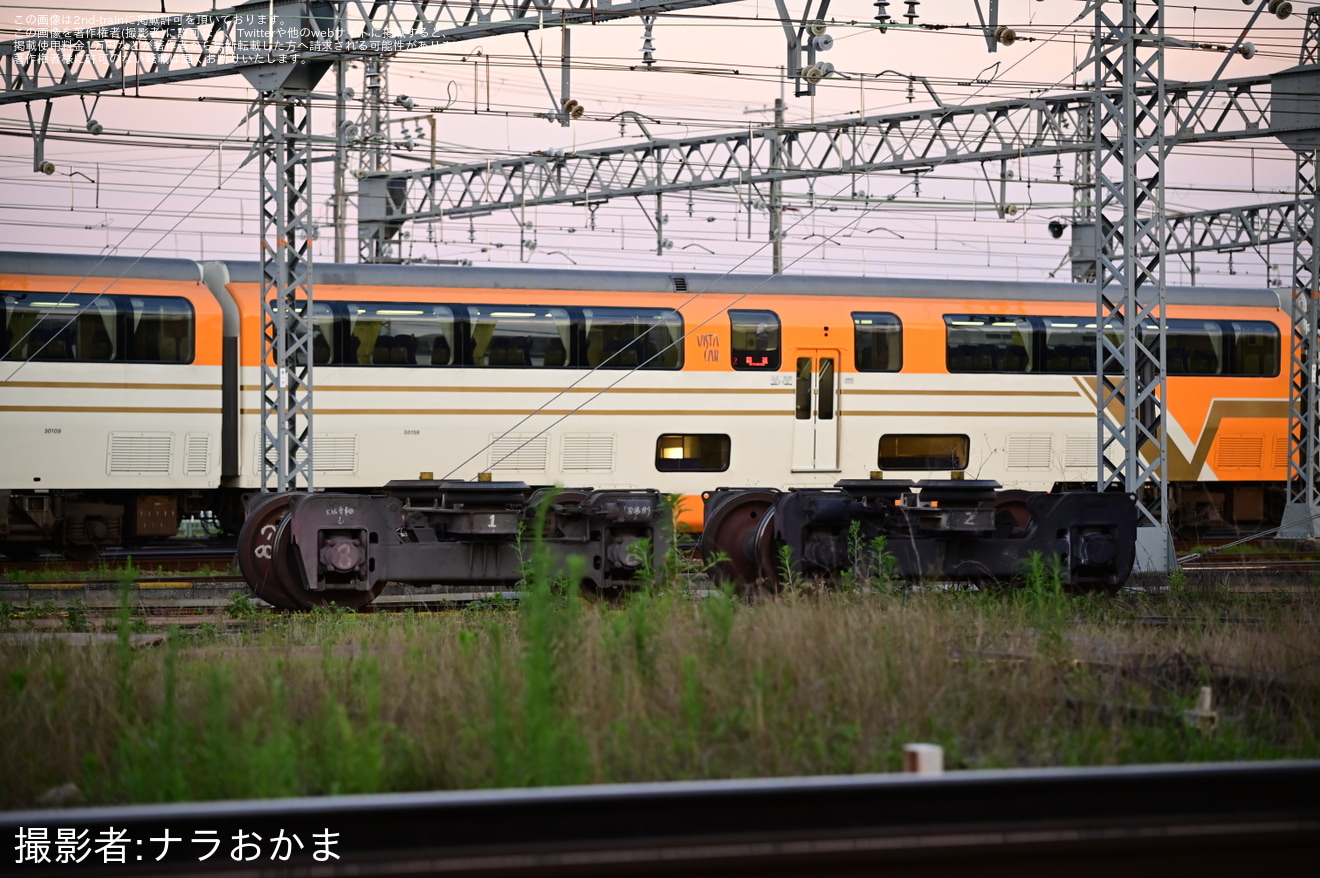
(702, 482, 1137, 591)
(235, 481, 670, 608)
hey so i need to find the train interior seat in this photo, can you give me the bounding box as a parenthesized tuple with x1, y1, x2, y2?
(391, 334, 417, 364)
(1166, 346, 1188, 373)
(313, 332, 332, 364)
(544, 338, 567, 366)
(999, 345, 1029, 372)
(430, 337, 451, 365)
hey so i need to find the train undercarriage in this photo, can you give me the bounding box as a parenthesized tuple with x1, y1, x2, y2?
(234, 481, 669, 610)
(700, 481, 1139, 592)
(0, 479, 1288, 586)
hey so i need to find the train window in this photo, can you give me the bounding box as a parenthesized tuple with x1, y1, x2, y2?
(852, 312, 902, 372)
(655, 434, 731, 472)
(335, 302, 455, 366)
(583, 307, 683, 369)
(1147, 319, 1224, 375)
(878, 434, 970, 471)
(729, 309, 780, 370)
(468, 306, 573, 368)
(944, 315, 1032, 373)
(2, 292, 193, 363)
(1040, 317, 1107, 374)
(1229, 321, 1280, 377)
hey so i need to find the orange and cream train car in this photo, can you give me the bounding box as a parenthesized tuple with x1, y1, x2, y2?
(0, 250, 1289, 559)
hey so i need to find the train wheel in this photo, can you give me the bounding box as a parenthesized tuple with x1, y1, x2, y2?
(702, 490, 778, 590)
(987, 490, 1035, 537)
(236, 493, 304, 611)
(270, 509, 384, 611)
(537, 489, 589, 539)
(751, 505, 782, 593)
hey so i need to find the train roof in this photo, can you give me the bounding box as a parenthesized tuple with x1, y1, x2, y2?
(210, 260, 1283, 310)
(0, 251, 203, 283)
(1, 252, 1280, 311)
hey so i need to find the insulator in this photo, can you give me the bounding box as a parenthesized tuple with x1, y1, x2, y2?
(994, 25, 1017, 46)
(1268, 0, 1292, 19)
(811, 34, 834, 52)
(904, 0, 920, 25)
(874, 0, 891, 29)
(641, 14, 657, 67)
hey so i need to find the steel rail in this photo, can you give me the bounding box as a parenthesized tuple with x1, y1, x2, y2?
(5, 760, 1318, 876)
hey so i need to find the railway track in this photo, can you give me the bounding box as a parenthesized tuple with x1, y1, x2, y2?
(2, 539, 1316, 617)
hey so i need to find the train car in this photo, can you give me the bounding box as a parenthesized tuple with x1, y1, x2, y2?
(0, 252, 232, 558)
(205, 260, 1288, 535)
(1, 250, 1289, 560)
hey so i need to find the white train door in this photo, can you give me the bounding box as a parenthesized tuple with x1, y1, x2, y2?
(791, 350, 840, 472)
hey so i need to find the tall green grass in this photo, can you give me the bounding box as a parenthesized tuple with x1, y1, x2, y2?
(2, 558, 1317, 808)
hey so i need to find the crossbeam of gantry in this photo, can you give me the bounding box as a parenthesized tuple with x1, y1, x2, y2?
(1164, 199, 1300, 255)
(359, 71, 1282, 233)
(0, 0, 746, 103)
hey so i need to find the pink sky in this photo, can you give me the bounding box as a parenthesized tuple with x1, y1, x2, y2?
(0, 0, 1307, 285)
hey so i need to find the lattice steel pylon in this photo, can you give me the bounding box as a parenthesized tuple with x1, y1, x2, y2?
(1091, 0, 1172, 571)
(357, 55, 399, 264)
(1279, 6, 1320, 538)
(255, 88, 317, 493)
(1070, 108, 1097, 283)
(238, 24, 330, 493)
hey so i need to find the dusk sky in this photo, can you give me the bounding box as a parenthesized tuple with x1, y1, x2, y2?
(0, 0, 1309, 286)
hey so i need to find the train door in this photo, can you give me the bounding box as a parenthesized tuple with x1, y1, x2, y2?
(791, 350, 840, 472)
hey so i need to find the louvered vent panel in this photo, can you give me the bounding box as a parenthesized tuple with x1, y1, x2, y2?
(107, 433, 173, 476)
(1217, 436, 1262, 469)
(1275, 437, 1289, 469)
(253, 434, 358, 475)
(671, 276, 688, 292)
(1064, 434, 1093, 468)
(563, 434, 616, 472)
(1007, 434, 1052, 470)
(183, 433, 211, 477)
(310, 435, 358, 474)
(487, 434, 549, 472)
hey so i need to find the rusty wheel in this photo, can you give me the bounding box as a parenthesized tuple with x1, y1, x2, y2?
(701, 490, 778, 589)
(236, 493, 303, 610)
(752, 505, 782, 592)
(271, 508, 384, 611)
(535, 489, 589, 539)
(987, 489, 1035, 537)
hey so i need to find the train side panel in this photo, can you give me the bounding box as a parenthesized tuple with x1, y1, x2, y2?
(1, 255, 226, 552)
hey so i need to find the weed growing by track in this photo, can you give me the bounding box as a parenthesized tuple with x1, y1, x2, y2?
(2, 564, 1318, 808)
